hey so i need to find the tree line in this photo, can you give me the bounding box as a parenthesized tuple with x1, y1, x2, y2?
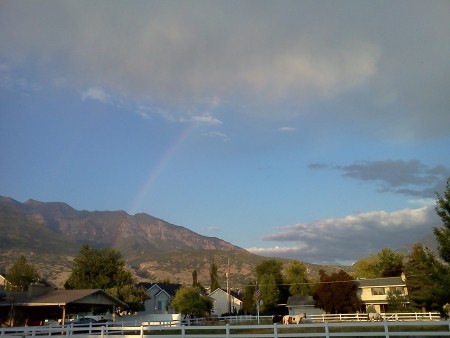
(4, 178, 450, 317)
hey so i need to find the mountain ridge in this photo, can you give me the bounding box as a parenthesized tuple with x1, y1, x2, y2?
(0, 196, 295, 287)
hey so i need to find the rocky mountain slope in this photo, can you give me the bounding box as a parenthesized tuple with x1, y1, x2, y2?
(0, 196, 350, 288)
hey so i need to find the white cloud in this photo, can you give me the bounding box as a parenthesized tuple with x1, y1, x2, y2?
(251, 206, 440, 265)
(191, 115, 223, 125)
(277, 127, 297, 132)
(81, 87, 111, 103)
(204, 131, 230, 142)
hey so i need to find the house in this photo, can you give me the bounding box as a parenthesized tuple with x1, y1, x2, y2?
(137, 282, 182, 315)
(356, 274, 408, 313)
(208, 288, 242, 316)
(286, 295, 324, 317)
(0, 282, 127, 326)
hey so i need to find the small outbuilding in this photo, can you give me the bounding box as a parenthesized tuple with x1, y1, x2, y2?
(286, 295, 324, 317)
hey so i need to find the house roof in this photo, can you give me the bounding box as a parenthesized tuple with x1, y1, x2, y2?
(209, 288, 242, 301)
(286, 296, 315, 307)
(137, 282, 182, 297)
(0, 289, 127, 307)
(356, 276, 405, 288)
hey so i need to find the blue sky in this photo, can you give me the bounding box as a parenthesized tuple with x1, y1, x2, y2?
(1, 1, 449, 265)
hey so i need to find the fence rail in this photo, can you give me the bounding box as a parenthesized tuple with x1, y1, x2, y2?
(1, 321, 450, 338)
(0, 314, 448, 338)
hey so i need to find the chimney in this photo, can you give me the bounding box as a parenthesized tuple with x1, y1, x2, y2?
(27, 282, 52, 297)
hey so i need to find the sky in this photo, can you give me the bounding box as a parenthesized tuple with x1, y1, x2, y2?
(1, 1, 450, 266)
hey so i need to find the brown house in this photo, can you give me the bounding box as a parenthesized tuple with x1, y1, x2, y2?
(0, 282, 126, 327)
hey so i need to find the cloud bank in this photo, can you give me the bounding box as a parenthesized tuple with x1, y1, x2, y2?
(247, 206, 441, 265)
(1, 1, 449, 138)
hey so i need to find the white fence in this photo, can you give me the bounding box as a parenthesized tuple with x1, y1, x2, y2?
(111, 312, 441, 327)
(2, 320, 450, 338)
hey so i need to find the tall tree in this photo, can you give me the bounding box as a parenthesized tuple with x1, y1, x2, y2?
(255, 259, 283, 284)
(284, 260, 310, 296)
(434, 178, 450, 263)
(432, 178, 450, 315)
(354, 248, 404, 278)
(255, 259, 284, 314)
(377, 248, 404, 277)
(403, 243, 441, 311)
(65, 245, 134, 289)
(259, 273, 280, 314)
(64, 245, 147, 312)
(313, 269, 360, 314)
(209, 260, 220, 291)
(241, 281, 256, 315)
(6, 256, 40, 291)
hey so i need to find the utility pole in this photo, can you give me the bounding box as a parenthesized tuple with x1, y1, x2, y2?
(226, 259, 231, 314)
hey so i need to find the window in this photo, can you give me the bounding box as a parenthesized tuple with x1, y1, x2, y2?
(371, 287, 385, 295)
(389, 286, 404, 294)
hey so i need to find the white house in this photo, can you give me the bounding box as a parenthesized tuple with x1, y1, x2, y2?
(356, 274, 409, 313)
(208, 288, 242, 316)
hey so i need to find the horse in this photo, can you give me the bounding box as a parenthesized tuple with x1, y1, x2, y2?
(282, 315, 293, 324)
(291, 313, 306, 324)
(368, 312, 383, 321)
(272, 315, 283, 324)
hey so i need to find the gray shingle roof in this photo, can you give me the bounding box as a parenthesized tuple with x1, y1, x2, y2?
(356, 276, 405, 287)
(1, 289, 126, 307)
(286, 296, 315, 307)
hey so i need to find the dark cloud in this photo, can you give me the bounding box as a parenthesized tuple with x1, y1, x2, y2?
(310, 159, 450, 198)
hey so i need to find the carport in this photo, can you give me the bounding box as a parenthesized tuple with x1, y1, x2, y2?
(0, 284, 127, 326)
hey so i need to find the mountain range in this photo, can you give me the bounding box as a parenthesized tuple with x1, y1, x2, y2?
(0, 196, 352, 288)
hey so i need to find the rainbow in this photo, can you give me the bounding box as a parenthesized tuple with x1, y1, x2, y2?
(128, 125, 194, 215)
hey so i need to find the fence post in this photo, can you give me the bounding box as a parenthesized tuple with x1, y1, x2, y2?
(383, 320, 389, 338)
(140, 325, 144, 338)
(100, 325, 104, 338)
(324, 322, 330, 338)
(181, 325, 186, 338)
(273, 323, 278, 338)
(226, 324, 230, 338)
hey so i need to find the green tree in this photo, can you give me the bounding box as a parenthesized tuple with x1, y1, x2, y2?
(170, 286, 212, 317)
(432, 178, 450, 315)
(255, 259, 284, 314)
(434, 178, 450, 263)
(65, 245, 133, 289)
(210, 260, 220, 291)
(192, 270, 198, 286)
(313, 269, 360, 313)
(107, 285, 149, 312)
(354, 248, 404, 278)
(377, 247, 404, 277)
(241, 282, 256, 315)
(403, 243, 441, 311)
(386, 289, 408, 312)
(64, 245, 147, 312)
(6, 255, 40, 291)
(354, 254, 379, 278)
(255, 259, 283, 283)
(259, 274, 280, 314)
(284, 260, 310, 296)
